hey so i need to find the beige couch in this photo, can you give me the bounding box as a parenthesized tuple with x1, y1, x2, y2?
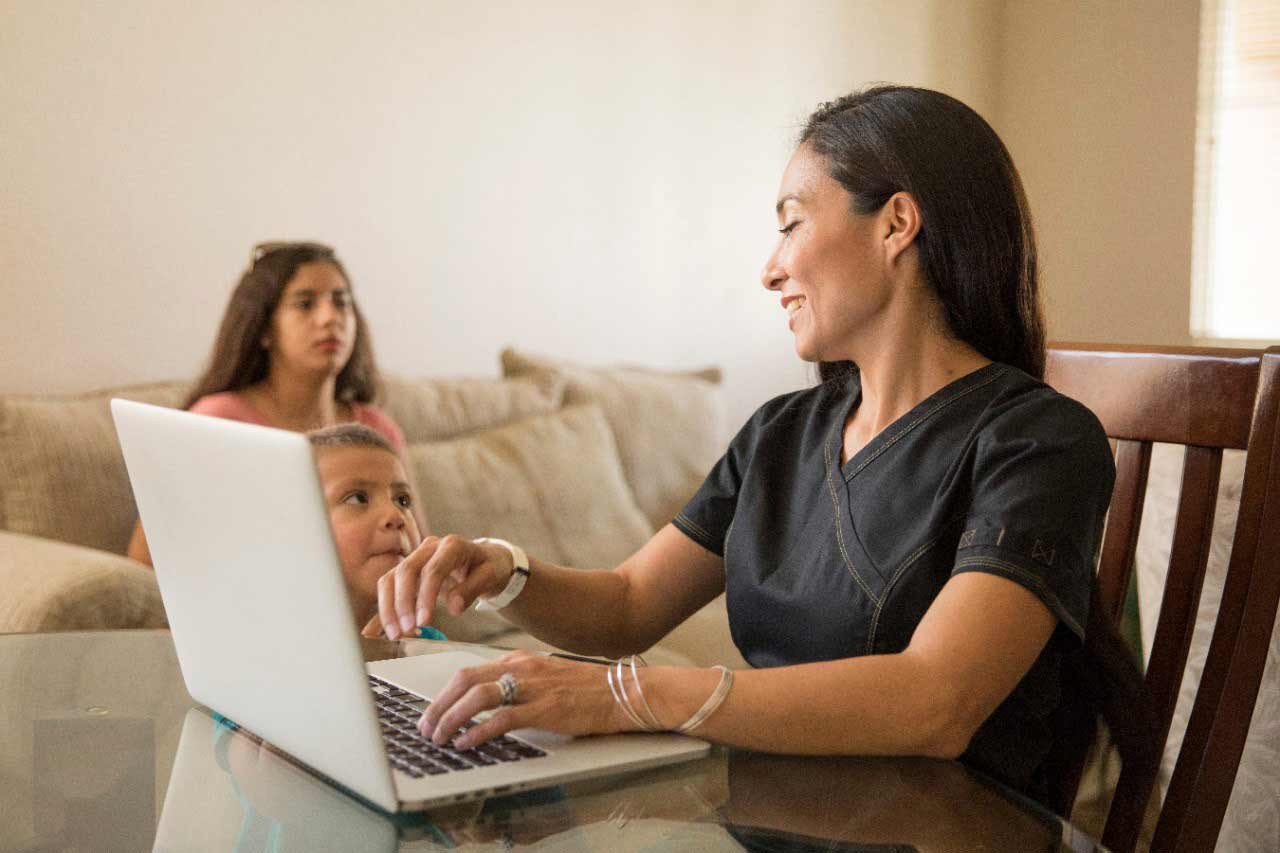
(0, 349, 747, 670)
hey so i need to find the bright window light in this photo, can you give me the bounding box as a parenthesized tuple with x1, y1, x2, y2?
(1191, 0, 1280, 341)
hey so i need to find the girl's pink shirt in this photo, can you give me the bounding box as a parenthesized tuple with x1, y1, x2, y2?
(188, 391, 406, 452)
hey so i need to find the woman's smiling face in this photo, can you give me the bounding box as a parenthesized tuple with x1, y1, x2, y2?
(760, 144, 892, 364)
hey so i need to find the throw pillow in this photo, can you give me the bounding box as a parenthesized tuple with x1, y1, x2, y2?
(500, 348, 724, 530)
(0, 381, 189, 554)
(383, 373, 566, 444)
(405, 404, 654, 642)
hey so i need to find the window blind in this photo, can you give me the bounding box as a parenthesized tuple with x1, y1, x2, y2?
(1191, 0, 1280, 340)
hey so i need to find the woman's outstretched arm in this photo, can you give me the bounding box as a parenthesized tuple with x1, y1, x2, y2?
(371, 524, 725, 658)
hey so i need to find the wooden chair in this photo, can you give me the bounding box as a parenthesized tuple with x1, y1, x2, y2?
(1042, 343, 1280, 853)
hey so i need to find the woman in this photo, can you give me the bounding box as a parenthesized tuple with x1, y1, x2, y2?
(127, 242, 405, 565)
(371, 86, 1149, 805)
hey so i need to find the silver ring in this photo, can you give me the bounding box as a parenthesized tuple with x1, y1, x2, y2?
(497, 672, 519, 706)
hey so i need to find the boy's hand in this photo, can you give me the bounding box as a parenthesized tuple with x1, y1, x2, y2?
(366, 535, 514, 640)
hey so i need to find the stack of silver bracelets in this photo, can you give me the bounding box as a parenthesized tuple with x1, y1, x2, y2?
(605, 654, 734, 735)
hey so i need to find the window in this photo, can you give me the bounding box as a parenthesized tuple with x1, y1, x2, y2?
(1191, 0, 1280, 341)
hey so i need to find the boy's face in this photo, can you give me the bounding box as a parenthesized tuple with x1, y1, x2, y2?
(315, 445, 420, 619)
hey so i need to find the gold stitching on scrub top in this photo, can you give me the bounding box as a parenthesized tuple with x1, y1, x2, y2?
(954, 555, 1082, 638)
(865, 511, 966, 654)
(844, 367, 1008, 482)
(676, 512, 713, 544)
(823, 440, 878, 604)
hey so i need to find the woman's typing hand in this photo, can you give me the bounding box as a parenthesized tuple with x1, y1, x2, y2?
(416, 650, 634, 748)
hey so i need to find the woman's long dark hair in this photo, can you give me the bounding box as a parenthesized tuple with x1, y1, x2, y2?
(184, 245, 382, 409)
(802, 85, 1044, 381)
(801, 86, 1153, 808)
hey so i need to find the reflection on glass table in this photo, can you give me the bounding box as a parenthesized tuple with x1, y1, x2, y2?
(1, 631, 1102, 852)
(155, 706, 1099, 852)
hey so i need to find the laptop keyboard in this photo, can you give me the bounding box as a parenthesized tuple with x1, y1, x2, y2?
(368, 675, 547, 778)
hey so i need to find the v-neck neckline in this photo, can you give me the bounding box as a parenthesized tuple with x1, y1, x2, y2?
(831, 362, 1007, 482)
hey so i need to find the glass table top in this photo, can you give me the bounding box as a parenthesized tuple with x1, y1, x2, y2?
(0, 630, 1103, 852)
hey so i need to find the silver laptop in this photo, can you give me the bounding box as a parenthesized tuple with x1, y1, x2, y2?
(112, 399, 709, 813)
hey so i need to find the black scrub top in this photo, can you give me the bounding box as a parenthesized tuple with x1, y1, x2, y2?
(673, 362, 1114, 800)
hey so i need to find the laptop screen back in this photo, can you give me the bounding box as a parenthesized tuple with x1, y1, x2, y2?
(112, 399, 398, 811)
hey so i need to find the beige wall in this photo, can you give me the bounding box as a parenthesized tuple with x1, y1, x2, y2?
(0, 0, 998, 434)
(993, 0, 1201, 346)
(5, 1, 1206, 423)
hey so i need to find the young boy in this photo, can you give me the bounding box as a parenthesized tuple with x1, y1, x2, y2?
(308, 424, 445, 640)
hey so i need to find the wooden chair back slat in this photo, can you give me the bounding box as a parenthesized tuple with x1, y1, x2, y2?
(1151, 348, 1280, 853)
(1043, 343, 1279, 853)
(1101, 445, 1222, 852)
(1097, 439, 1152, 621)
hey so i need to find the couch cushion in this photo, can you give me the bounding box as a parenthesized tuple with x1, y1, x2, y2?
(0, 382, 189, 554)
(405, 404, 654, 642)
(382, 373, 566, 444)
(500, 349, 724, 529)
(0, 530, 167, 633)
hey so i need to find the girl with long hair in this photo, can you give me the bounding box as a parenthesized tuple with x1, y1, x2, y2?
(127, 243, 404, 565)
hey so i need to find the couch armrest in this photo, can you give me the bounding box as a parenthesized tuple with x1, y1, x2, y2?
(0, 531, 167, 633)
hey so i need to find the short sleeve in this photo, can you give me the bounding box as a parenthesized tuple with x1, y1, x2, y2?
(952, 394, 1114, 642)
(672, 421, 752, 556)
(354, 405, 406, 453)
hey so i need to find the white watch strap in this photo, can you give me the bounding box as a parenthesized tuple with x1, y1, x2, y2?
(474, 537, 529, 610)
